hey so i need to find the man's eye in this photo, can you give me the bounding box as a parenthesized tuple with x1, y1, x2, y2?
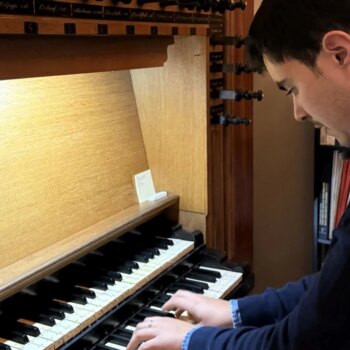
(286, 88, 294, 96)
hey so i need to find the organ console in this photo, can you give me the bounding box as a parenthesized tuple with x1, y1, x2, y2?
(0, 0, 255, 349)
(0, 208, 254, 350)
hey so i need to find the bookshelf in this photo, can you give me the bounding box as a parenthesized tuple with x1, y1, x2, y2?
(313, 128, 350, 271)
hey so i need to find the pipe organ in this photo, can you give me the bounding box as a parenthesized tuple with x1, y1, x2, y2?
(0, 0, 256, 348)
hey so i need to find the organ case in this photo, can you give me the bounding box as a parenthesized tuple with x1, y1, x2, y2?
(0, 1, 254, 347)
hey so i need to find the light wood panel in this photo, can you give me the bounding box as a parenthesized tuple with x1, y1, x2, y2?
(179, 211, 206, 237)
(0, 70, 148, 269)
(130, 36, 208, 214)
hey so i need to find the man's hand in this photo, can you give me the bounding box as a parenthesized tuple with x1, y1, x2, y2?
(162, 290, 233, 327)
(126, 316, 193, 350)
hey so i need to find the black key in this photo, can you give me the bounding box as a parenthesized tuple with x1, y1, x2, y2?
(53, 300, 74, 314)
(155, 293, 171, 303)
(107, 336, 128, 347)
(181, 278, 209, 290)
(169, 283, 203, 294)
(155, 237, 174, 246)
(145, 306, 175, 318)
(91, 281, 108, 291)
(111, 329, 132, 341)
(100, 276, 116, 286)
(133, 254, 149, 263)
(70, 294, 88, 305)
(131, 314, 144, 322)
(114, 265, 133, 274)
(48, 308, 66, 320)
(149, 247, 160, 256)
(15, 322, 40, 337)
(172, 262, 193, 275)
(193, 267, 221, 278)
(139, 308, 173, 318)
(74, 287, 96, 299)
(106, 271, 123, 280)
(19, 311, 56, 327)
(151, 300, 164, 308)
(0, 330, 29, 345)
(0, 343, 11, 350)
(142, 249, 155, 259)
(151, 241, 168, 250)
(123, 260, 139, 269)
(125, 319, 138, 327)
(187, 271, 217, 283)
(37, 313, 57, 326)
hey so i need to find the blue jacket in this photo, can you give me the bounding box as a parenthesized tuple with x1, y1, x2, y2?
(188, 204, 350, 349)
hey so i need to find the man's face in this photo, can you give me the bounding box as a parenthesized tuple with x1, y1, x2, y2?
(263, 51, 350, 147)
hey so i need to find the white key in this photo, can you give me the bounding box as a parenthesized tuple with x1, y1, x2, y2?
(119, 273, 143, 284)
(1, 340, 21, 350)
(26, 334, 53, 348)
(64, 308, 95, 323)
(28, 322, 61, 337)
(149, 305, 175, 315)
(105, 342, 126, 350)
(198, 266, 227, 274)
(67, 301, 97, 313)
(2, 340, 38, 350)
(53, 318, 78, 333)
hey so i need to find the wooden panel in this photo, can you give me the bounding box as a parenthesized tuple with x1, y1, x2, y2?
(205, 42, 225, 251)
(0, 194, 179, 302)
(179, 210, 207, 236)
(0, 70, 148, 269)
(131, 36, 208, 213)
(0, 35, 173, 80)
(223, 5, 254, 263)
(206, 124, 226, 251)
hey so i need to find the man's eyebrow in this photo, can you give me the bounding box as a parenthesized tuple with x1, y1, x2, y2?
(276, 79, 288, 90)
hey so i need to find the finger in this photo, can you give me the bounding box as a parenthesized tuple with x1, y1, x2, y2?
(162, 290, 192, 309)
(142, 316, 163, 327)
(162, 290, 197, 312)
(128, 317, 168, 350)
(138, 337, 160, 350)
(174, 308, 185, 318)
(135, 317, 159, 330)
(126, 328, 156, 350)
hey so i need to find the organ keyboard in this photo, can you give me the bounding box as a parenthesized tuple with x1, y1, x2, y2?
(0, 215, 253, 350)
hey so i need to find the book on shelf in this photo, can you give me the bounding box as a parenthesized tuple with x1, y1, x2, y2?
(328, 151, 343, 239)
(318, 181, 329, 241)
(335, 159, 350, 228)
(318, 150, 350, 241)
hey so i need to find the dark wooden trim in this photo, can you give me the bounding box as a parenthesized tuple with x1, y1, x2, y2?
(223, 5, 254, 264)
(0, 35, 174, 80)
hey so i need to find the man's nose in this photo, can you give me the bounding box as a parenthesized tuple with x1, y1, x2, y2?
(293, 96, 308, 122)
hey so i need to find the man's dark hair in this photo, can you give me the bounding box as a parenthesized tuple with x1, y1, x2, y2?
(246, 0, 350, 72)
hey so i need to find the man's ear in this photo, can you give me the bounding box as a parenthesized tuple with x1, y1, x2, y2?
(322, 31, 350, 66)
